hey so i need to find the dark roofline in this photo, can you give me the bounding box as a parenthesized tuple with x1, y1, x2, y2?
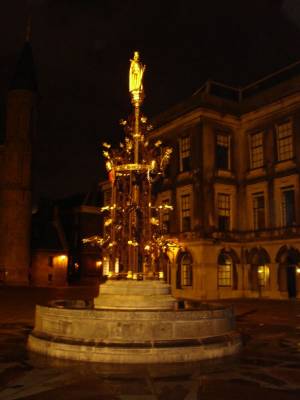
(153, 59, 300, 128)
(193, 59, 300, 103)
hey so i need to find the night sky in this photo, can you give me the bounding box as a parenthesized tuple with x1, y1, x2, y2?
(1, 0, 300, 201)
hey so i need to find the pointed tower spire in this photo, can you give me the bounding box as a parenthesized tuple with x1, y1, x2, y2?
(25, 15, 32, 43)
(10, 16, 37, 91)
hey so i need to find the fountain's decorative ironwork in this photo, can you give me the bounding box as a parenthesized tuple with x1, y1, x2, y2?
(28, 52, 241, 364)
(84, 52, 175, 277)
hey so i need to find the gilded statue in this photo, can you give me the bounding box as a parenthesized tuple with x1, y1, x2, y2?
(129, 51, 145, 93)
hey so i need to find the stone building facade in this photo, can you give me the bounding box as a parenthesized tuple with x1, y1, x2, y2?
(0, 39, 37, 285)
(148, 63, 300, 301)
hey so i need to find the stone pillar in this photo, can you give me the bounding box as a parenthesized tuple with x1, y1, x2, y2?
(269, 263, 278, 298)
(244, 264, 251, 295)
(236, 264, 243, 292)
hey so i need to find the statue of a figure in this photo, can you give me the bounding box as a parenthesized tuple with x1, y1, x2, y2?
(129, 51, 145, 93)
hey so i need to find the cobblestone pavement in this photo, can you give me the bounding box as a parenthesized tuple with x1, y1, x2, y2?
(0, 287, 299, 399)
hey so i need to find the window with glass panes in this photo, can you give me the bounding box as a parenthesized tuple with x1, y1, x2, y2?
(218, 263, 232, 287)
(281, 186, 296, 227)
(217, 193, 230, 231)
(216, 134, 230, 170)
(250, 132, 263, 169)
(276, 121, 293, 161)
(180, 136, 191, 172)
(253, 193, 265, 230)
(162, 199, 170, 233)
(257, 265, 269, 287)
(181, 253, 193, 286)
(181, 194, 191, 232)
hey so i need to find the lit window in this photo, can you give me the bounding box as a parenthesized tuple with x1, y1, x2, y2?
(250, 132, 263, 169)
(162, 199, 170, 234)
(218, 263, 232, 287)
(181, 253, 193, 286)
(103, 257, 109, 276)
(257, 265, 269, 287)
(181, 194, 191, 232)
(180, 136, 191, 172)
(217, 193, 230, 231)
(276, 121, 293, 161)
(253, 193, 265, 230)
(216, 134, 230, 170)
(281, 187, 296, 227)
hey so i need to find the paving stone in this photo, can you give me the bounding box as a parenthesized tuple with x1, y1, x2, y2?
(0, 288, 300, 399)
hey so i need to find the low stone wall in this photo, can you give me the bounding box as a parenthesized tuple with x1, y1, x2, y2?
(28, 331, 241, 363)
(28, 302, 241, 363)
(32, 304, 234, 342)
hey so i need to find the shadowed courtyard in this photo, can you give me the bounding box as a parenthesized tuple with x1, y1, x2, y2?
(0, 286, 299, 399)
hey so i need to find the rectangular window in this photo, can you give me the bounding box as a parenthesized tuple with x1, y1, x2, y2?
(182, 264, 192, 286)
(217, 193, 230, 231)
(276, 121, 293, 161)
(48, 256, 53, 267)
(253, 193, 265, 230)
(250, 132, 263, 169)
(218, 264, 232, 287)
(216, 134, 230, 170)
(181, 194, 191, 232)
(281, 187, 296, 227)
(180, 136, 191, 172)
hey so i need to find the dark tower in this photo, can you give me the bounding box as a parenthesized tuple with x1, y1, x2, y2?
(0, 28, 37, 285)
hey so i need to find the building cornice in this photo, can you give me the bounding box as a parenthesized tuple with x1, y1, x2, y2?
(241, 92, 300, 125)
(150, 108, 240, 138)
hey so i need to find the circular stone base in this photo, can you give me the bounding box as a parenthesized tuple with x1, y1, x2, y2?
(94, 280, 176, 310)
(27, 281, 241, 363)
(28, 331, 241, 364)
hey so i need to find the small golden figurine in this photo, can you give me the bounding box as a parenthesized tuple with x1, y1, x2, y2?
(129, 51, 145, 95)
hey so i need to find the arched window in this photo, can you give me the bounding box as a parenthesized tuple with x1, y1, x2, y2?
(177, 252, 193, 288)
(276, 246, 300, 296)
(217, 249, 239, 289)
(158, 253, 171, 283)
(257, 265, 270, 288)
(247, 247, 270, 290)
(218, 254, 232, 287)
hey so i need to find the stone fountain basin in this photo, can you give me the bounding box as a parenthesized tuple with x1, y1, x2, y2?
(28, 301, 241, 363)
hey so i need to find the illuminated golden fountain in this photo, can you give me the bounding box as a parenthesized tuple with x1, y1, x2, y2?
(83, 51, 174, 282)
(27, 53, 241, 363)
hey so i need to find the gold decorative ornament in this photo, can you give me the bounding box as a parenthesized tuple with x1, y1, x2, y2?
(83, 51, 175, 279)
